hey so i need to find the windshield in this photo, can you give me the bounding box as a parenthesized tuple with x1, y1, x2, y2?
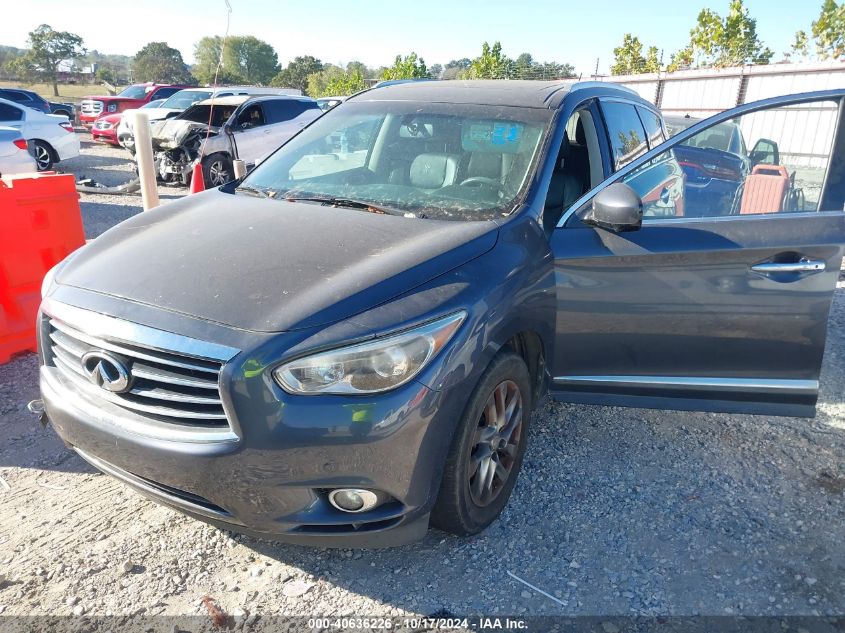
(118, 84, 152, 99)
(161, 90, 213, 110)
(667, 118, 741, 154)
(178, 104, 238, 127)
(239, 101, 551, 221)
(142, 99, 165, 109)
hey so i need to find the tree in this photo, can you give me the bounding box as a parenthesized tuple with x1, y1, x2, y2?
(324, 68, 367, 96)
(611, 34, 660, 75)
(23, 24, 86, 96)
(305, 65, 367, 97)
(791, 30, 811, 59)
(667, 46, 695, 72)
(193, 35, 279, 85)
(428, 63, 443, 79)
(811, 0, 845, 59)
(271, 55, 324, 93)
(442, 58, 471, 80)
(468, 42, 513, 79)
(223, 36, 279, 84)
(678, 0, 773, 68)
(380, 52, 428, 80)
(132, 42, 192, 84)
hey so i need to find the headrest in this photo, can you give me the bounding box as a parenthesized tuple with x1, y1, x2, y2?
(574, 118, 587, 145)
(468, 153, 502, 180)
(410, 153, 459, 189)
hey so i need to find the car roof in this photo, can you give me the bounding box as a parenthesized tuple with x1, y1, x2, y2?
(0, 87, 38, 98)
(353, 80, 644, 109)
(194, 94, 316, 107)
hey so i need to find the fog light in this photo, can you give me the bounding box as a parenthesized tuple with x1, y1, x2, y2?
(328, 489, 379, 513)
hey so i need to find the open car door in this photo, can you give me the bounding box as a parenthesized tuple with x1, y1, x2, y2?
(549, 90, 845, 417)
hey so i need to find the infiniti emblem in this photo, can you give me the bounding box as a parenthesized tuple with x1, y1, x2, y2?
(81, 351, 132, 394)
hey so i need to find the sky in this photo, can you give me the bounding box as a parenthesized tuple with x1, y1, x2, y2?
(0, 0, 823, 75)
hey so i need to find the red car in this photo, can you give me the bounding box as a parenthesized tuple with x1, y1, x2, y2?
(79, 83, 191, 127)
(90, 113, 122, 145)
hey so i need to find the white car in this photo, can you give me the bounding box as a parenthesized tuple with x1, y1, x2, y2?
(0, 97, 79, 171)
(0, 126, 37, 177)
(150, 95, 321, 186)
(118, 86, 302, 152)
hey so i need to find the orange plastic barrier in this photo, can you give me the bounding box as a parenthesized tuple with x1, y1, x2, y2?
(0, 172, 84, 364)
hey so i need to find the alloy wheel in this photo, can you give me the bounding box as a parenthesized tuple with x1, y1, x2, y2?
(33, 143, 51, 170)
(466, 379, 524, 507)
(207, 160, 230, 186)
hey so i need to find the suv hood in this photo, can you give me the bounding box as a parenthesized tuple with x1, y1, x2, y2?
(150, 118, 215, 149)
(56, 189, 498, 332)
(83, 96, 138, 104)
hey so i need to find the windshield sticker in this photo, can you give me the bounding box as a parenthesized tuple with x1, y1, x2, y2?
(463, 122, 523, 153)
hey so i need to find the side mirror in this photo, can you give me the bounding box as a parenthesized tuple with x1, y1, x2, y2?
(582, 182, 643, 232)
(749, 138, 779, 165)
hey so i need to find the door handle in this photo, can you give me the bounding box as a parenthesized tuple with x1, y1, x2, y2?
(750, 258, 826, 274)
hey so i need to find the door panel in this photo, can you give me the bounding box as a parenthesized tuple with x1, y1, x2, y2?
(550, 91, 845, 416)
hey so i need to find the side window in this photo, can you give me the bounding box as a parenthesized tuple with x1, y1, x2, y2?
(264, 100, 309, 124)
(600, 101, 648, 170)
(152, 87, 180, 100)
(636, 107, 665, 149)
(617, 100, 839, 219)
(0, 103, 24, 121)
(236, 104, 266, 129)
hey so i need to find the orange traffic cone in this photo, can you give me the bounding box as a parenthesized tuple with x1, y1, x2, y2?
(189, 162, 205, 194)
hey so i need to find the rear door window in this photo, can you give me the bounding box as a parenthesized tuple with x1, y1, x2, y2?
(601, 101, 648, 170)
(264, 100, 318, 124)
(0, 103, 24, 121)
(637, 107, 666, 149)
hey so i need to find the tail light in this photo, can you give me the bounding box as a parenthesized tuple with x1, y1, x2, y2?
(59, 122, 74, 133)
(13, 138, 27, 150)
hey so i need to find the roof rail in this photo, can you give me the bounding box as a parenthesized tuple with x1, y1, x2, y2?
(570, 80, 638, 95)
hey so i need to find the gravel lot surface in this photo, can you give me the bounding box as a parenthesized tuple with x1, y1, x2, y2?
(0, 136, 843, 624)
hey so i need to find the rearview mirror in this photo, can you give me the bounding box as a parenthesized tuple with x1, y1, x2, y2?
(582, 183, 643, 232)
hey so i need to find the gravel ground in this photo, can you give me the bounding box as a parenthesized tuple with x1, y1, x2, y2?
(0, 137, 843, 624)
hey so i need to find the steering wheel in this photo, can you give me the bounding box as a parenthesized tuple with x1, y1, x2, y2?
(459, 176, 505, 190)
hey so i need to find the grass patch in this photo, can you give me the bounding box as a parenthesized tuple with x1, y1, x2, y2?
(0, 81, 122, 102)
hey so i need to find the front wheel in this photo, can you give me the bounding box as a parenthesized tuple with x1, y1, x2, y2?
(201, 153, 233, 188)
(431, 352, 532, 535)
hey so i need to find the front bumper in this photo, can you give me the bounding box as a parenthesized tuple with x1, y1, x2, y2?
(38, 299, 465, 547)
(91, 127, 119, 146)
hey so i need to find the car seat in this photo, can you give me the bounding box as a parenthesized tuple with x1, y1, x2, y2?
(409, 153, 460, 190)
(739, 164, 790, 214)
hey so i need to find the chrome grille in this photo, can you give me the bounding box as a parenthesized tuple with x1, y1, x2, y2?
(47, 318, 228, 427)
(80, 99, 103, 115)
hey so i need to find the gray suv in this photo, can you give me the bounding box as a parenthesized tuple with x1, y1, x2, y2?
(38, 81, 845, 546)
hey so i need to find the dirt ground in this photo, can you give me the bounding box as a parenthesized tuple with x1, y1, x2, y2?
(0, 135, 843, 627)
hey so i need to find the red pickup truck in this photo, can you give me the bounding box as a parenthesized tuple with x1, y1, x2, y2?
(79, 83, 191, 126)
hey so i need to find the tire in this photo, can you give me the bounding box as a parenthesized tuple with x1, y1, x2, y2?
(30, 140, 54, 171)
(431, 351, 533, 536)
(201, 153, 233, 188)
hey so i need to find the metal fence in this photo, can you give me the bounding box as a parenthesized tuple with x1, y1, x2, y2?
(601, 61, 845, 171)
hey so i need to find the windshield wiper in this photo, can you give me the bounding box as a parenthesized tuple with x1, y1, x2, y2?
(235, 184, 276, 199)
(283, 195, 408, 216)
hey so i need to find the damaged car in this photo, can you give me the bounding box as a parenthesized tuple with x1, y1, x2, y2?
(150, 94, 321, 187)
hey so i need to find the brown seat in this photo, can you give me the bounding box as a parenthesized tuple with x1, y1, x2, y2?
(739, 164, 790, 215)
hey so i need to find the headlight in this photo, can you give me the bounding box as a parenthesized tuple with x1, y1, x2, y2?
(273, 312, 466, 395)
(108, 103, 117, 112)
